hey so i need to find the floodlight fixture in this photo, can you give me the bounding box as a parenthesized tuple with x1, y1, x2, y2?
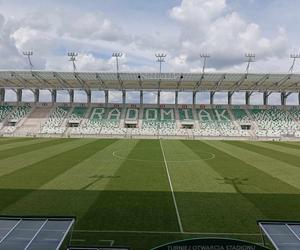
(289, 54, 300, 73)
(245, 53, 255, 74)
(112, 52, 123, 74)
(23, 51, 34, 70)
(68, 52, 78, 72)
(155, 53, 167, 74)
(200, 53, 210, 74)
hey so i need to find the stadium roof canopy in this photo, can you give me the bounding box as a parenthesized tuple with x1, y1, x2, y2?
(0, 70, 300, 92)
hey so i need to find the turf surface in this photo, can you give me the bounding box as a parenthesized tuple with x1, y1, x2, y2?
(0, 137, 300, 249)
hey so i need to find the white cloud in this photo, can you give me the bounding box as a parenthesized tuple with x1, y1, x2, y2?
(0, 14, 25, 69)
(56, 11, 131, 43)
(169, 0, 289, 70)
(3, 9, 133, 71)
(170, 0, 226, 26)
(0, 0, 293, 75)
(0, 0, 297, 104)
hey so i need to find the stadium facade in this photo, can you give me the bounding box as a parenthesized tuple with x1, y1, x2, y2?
(0, 70, 300, 140)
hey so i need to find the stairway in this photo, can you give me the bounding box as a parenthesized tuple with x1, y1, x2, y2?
(15, 106, 52, 135)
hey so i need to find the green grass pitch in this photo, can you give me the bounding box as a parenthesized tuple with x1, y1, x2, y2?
(1, 137, 300, 249)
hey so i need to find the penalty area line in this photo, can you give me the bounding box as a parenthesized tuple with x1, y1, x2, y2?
(159, 139, 183, 233)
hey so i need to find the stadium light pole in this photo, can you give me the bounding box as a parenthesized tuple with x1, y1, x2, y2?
(245, 53, 255, 74)
(200, 54, 210, 74)
(112, 52, 123, 74)
(155, 53, 167, 74)
(289, 54, 300, 73)
(23, 51, 33, 71)
(68, 52, 78, 72)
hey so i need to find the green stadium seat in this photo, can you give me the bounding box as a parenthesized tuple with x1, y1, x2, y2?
(41, 106, 70, 134)
(70, 107, 123, 135)
(0, 105, 13, 122)
(248, 108, 299, 137)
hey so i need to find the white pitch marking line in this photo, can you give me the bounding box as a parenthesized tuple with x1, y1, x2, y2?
(159, 139, 183, 233)
(98, 239, 115, 246)
(110, 240, 115, 246)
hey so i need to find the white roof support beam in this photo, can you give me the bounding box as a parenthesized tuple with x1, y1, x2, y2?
(177, 74, 183, 90)
(31, 72, 53, 89)
(192, 91, 197, 105)
(214, 74, 226, 91)
(138, 74, 143, 90)
(276, 74, 293, 90)
(245, 91, 252, 105)
(282, 91, 292, 98)
(249, 74, 269, 92)
(0, 79, 8, 87)
(194, 73, 205, 91)
(231, 73, 247, 92)
(3, 78, 19, 89)
(10, 72, 30, 89)
(74, 72, 89, 90)
(53, 72, 72, 89)
(263, 91, 271, 105)
(158, 78, 161, 92)
(210, 91, 215, 105)
(95, 73, 106, 90)
(117, 73, 124, 90)
(287, 81, 300, 90)
(264, 91, 272, 97)
(228, 91, 234, 105)
(1, 71, 300, 92)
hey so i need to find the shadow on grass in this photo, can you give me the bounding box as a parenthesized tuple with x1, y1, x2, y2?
(0, 189, 300, 249)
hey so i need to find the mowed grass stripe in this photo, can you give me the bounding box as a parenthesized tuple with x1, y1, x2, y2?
(0, 139, 117, 189)
(179, 140, 265, 232)
(105, 139, 172, 192)
(0, 139, 95, 177)
(0, 138, 51, 151)
(281, 141, 300, 146)
(0, 140, 130, 220)
(0, 137, 36, 145)
(0, 139, 124, 220)
(265, 141, 300, 150)
(160, 140, 235, 193)
(79, 140, 180, 232)
(0, 188, 33, 214)
(42, 139, 138, 190)
(225, 141, 300, 168)
(0, 138, 72, 160)
(215, 141, 300, 192)
(247, 141, 300, 158)
(0, 140, 137, 229)
(204, 141, 300, 194)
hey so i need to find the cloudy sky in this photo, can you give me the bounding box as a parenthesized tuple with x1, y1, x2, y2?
(1, 0, 300, 104)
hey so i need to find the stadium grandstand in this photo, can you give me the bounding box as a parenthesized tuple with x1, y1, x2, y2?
(0, 70, 300, 140)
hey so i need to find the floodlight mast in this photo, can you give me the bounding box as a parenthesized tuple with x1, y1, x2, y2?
(68, 52, 78, 73)
(155, 53, 167, 74)
(23, 51, 33, 71)
(112, 52, 123, 74)
(245, 53, 255, 74)
(289, 54, 300, 73)
(200, 54, 210, 74)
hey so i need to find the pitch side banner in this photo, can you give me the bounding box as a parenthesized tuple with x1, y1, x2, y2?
(151, 238, 270, 250)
